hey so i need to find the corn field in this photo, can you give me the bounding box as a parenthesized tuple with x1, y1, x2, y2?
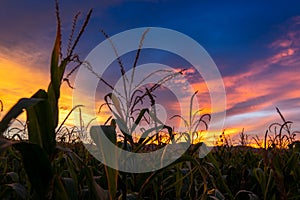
(0, 2, 299, 200)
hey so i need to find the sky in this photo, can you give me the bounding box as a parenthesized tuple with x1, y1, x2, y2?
(0, 0, 300, 144)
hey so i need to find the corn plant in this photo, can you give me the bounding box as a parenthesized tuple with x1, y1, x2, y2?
(90, 34, 185, 147)
(266, 107, 300, 149)
(0, 1, 110, 199)
(170, 90, 211, 144)
(81, 28, 190, 199)
(1, 1, 300, 199)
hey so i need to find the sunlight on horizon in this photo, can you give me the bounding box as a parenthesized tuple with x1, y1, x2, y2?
(1, 52, 299, 145)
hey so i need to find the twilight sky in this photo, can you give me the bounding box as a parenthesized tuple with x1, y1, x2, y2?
(1, 0, 300, 143)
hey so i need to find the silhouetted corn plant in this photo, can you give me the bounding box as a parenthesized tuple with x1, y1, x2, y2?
(0, 1, 103, 199)
(170, 90, 211, 144)
(85, 28, 187, 200)
(1, 1, 300, 199)
(267, 107, 300, 148)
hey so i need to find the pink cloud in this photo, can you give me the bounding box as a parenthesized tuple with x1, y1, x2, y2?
(218, 16, 300, 136)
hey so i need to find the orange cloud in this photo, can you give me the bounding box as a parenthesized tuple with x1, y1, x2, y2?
(0, 54, 87, 128)
(219, 17, 300, 138)
(0, 57, 49, 115)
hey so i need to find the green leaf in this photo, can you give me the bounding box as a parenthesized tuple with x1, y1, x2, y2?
(13, 142, 53, 198)
(91, 125, 117, 145)
(272, 155, 283, 178)
(62, 177, 78, 200)
(26, 89, 56, 155)
(84, 166, 109, 200)
(48, 60, 67, 128)
(175, 165, 183, 198)
(90, 126, 118, 200)
(48, 16, 67, 128)
(105, 93, 124, 120)
(253, 168, 266, 192)
(49, 15, 66, 101)
(138, 155, 197, 198)
(206, 153, 234, 200)
(52, 175, 69, 200)
(65, 155, 79, 187)
(0, 98, 42, 134)
(131, 108, 148, 133)
(50, 14, 61, 84)
(137, 124, 164, 145)
(285, 153, 299, 175)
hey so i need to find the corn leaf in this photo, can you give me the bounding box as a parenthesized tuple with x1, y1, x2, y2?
(52, 175, 70, 200)
(26, 89, 56, 155)
(105, 93, 124, 120)
(62, 177, 78, 200)
(13, 142, 53, 199)
(0, 98, 42, 134)
(48, 23, 67, 128)
(284, 153, 298, 175)
(85, 166, 109, 200)
(48, 15, 68, 128)
(90, 126, 118, 200)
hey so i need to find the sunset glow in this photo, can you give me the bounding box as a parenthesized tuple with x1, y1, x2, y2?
(1, 1, 300, 143)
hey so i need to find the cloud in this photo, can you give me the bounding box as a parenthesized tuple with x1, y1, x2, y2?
(0, 57, 49, 121)
(220, 16, 300, 136)
(1, 2, 300, 140)
(0, 55, 79, 127)
(0, 0, 128, 74)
